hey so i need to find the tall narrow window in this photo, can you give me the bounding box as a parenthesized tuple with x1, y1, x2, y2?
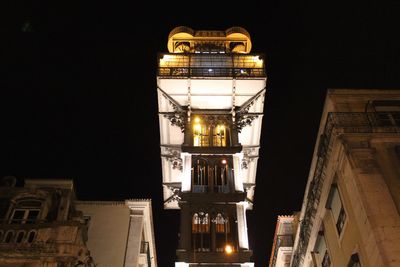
(214, 213, 230, 252)
(326, 184, 347, 235)
(212, 125, 227, 147)
(192, 212, 210, 252)
(193, 117, 210, 147)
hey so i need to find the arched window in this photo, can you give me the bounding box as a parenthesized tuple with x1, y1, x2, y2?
(192, 157, 232, 193)
(4, 231, 14, 243)
(10, 199, 42, 224)
(192, 212, 210, 251)
(16, 231, 25, 243)
(214, 213, 231, 252)
(27, 230, 36, 243)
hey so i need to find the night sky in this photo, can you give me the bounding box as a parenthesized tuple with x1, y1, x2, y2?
(2, 2, 400, 266)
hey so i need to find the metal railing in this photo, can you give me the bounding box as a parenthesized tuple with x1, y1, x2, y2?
(158, 67, 265, 77)
(292, 112, 400, 266)
(158, 53, 266, 78)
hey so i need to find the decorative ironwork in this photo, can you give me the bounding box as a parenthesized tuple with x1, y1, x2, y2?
(158, 87, 187, 132)
(292, 111, 400, 266)
(234, 88, 265, 132)
(241, 147, 257, 169)
(193, 114, 231, 127)
(162, 147, 183, 171)
(164, 185, 181, 204)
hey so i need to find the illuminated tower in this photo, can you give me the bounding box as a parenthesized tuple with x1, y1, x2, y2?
(157, 26, 266, 267)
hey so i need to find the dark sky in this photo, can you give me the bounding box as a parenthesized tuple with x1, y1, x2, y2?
(2, 2, 400, 266)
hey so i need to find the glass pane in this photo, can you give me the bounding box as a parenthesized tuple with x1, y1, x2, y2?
(11, 210, 25, 224)
(192, 118, 209, 147)
(213, 125, 226, 147)
(26, 210, 40, 224)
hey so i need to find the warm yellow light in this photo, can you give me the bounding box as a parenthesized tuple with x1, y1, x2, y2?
(221, 159, 227, 164)
(194, 117, 200, 123)
(225, 244, 233, 254)
(159, 54, 175, 66)
(193, 124, 201, 133)
(162, 54, 174, 61)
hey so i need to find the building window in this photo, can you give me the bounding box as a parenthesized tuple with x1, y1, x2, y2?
(348, 253, 361, 267)
(192, 212, 210, 251)
(10, 199, 42, 224)
(192, 116, 230, 147)
(193, 118, 210, 147)
(212, 125, 227, 147)
(326, 184, 347, 235)
(10, 209, 40, 224)
(313, 230, 331, 267)
(214, 213, 231, 252)
(192, 157, 231, 193)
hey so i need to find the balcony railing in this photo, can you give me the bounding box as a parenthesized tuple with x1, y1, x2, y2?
(158, 53, 266, 78)
(292, 112, 400, 266)
(158, 67, 265, 78)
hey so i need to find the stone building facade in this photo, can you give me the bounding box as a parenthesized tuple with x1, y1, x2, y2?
(0, 178, 157, 267)
(290, 89, 400, 266)
(0, 178, 94, 267)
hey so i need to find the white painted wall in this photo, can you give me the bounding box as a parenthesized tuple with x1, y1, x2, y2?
(76, 202, 130, 267)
